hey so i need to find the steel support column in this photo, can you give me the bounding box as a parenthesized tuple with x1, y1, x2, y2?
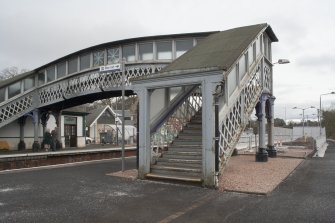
(267, 96, 277, 157)
(53, 111, 63, 150)
(202, 80, 216, 187)
(18, 116, 27, 150)
(136, 88, 151, 179)
(32, 109, 40, 152)
(255, 94, 268, 162)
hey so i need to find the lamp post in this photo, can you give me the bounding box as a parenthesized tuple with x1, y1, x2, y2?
(121, 58, 126, 172)
(273, 59, 290, 65)
(319, 92, 335, 136)
(292, 106, 315, 137)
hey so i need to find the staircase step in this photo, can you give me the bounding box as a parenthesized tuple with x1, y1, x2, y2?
(175, 136, 202, 141)
(168, 144, 202, 149)
(150, 165, 201, 177)
(164, 151, 202, 156)
(157, 158, 201, 168)
(162, 154, 202, 160)
(191, 119, 202, 124)
(167, 147, 202, 152)
(181, 129, 202, 134)
(177, 134, 202, 139)
(145, 173, 202, 183)
(171, 141, 201, 146)
(186, 123, 202, 128)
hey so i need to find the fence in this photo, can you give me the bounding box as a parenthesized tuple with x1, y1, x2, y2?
(236, 126, 327, 151)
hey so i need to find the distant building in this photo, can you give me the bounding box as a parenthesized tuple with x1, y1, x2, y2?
(0, 107, 89, 150)
(86, 105, 136, 144)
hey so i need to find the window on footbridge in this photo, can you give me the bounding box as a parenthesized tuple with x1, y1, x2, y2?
(176, 39, 193, 58)
(57, 62, 66, 79)
(139, 42, 153, 61)
(123, 45, 136, 62)
(0, 88, 5, 103)
(24, 76, 35, 91)
(8, 81, 21, 99)
(47, 66, 56, 83)
(68, 58, 78, 74)
(156, 41, 172, 60)
(38, 72, 45, 86)
(93, 50, 105, 67)
(80, 54, 91, 70)
(107, 47, 120, 64)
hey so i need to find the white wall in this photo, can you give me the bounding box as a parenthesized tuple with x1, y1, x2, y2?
(150, 88, 166, 120)
(0, 114, 86, 150)
(293, 126, 325, 140)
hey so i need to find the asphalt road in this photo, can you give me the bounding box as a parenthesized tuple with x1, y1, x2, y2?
(1, 142, 335, 223)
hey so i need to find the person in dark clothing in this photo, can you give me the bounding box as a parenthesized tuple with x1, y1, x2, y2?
(51, 129, 57, 151)
(43, 129, 52, 151)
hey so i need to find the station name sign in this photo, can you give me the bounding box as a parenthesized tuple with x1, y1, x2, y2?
(99, 63, 121, 72)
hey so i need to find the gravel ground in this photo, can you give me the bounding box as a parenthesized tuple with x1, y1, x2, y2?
(107, 169, 138, 180)
(219, 155, 303, 194)
(108, 147, 313, 195)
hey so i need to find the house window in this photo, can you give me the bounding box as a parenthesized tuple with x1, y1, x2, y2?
(80, 54, 90, 70)
(57, 62, 66, 78)
(122, 45, 135, 62)
(8, 81, 21, 99)
(46, 66, 55, 83)
(107, 47, 120, 64)
(24, 76, 35, 91)
(68, 58, 78, 74)
(156, 41, 172, 60)
(176, 39, 193, 58)
(93, 50, 105, 67)
(139, 42, 153, 61)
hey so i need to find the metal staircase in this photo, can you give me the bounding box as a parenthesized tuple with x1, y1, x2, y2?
(147, 111, 202, 183)
(146, 55, 270, 185)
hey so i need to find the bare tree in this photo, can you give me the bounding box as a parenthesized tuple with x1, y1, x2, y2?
(0, 66, 29, 80)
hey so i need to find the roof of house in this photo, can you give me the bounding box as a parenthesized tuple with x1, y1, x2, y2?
(86, 106, 107, 126)
(85, 105, 132, 127)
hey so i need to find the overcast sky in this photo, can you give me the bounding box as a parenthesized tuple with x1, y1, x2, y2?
(1, 0, 334, 121)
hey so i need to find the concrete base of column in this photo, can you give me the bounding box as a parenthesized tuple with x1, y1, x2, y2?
(32, 141, 40, 152)
(256, 148, 268, 162)
(267, 145, 277, 158)
(18, 140, 26, 151)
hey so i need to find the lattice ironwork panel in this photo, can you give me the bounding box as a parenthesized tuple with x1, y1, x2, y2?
(39, 83, 65, 104)
(38, 64, 167, 106)
(244, 65, 262, 114)
(263, 64, 271, 90)
(0, 94, 33, 124)
(219, 95, 242, 160)
(218, 62, 263, 162)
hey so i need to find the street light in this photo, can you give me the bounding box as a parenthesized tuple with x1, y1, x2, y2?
(121, 58, 126, 172)
(319, 92, 335, 135)
(273, 59, 290, 65)
(292, 106, 315, 137)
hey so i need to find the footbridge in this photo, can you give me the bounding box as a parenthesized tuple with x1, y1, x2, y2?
(0, 23, 279, 187)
